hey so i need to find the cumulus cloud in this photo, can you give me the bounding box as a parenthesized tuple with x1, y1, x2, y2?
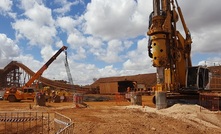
(0, 0, 12, 13)
(84, 0, 150, 40)
(19, 0, 43, 10)
(98, 40, 123, 63)
(0, 0, 16, 18)
(13, 19, 56, 46)
(123, 37, 154, 73)
(13, 54, 41, 71)
(180, 0, 221, 33)
(98, 65, 119, 77)
(24, 3, 54, 26)
(56, 16, 77, 34)
(176, 0, 221, 54)
(54, 0, 83, 15)
(67, 33, 86, 49)
(191, 30, 221, 53)
(0, 34, 20, 67)
(12, 1, 56, 47)
(86, 36, 105, 58)
(3, 0, 221, 85)
(198, 57, 221, 67)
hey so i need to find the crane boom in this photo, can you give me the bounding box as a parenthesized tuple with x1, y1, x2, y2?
(24, 46, 67, 87)
(4, 46, 68, 102)
(64, 50, 74, 86)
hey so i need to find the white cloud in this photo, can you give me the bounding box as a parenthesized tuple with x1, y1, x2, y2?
(123, 37, 154, 73)
(19, 0, 43, 10)
(54, 0, 83, 15)
(12, 2, 56, 47)
(179, 0, 221, 33)
(84, 0, 150, 40)
(6, 0, 221, 86)
(86, 36, 103, 49)
(86, 36, 105, 57)
(197, 56, 221, 66)
(56, 16, 77, 34)
(73, 46, 86, 60)
(98, 65, 119, 77)
(1, 0, 155, 86)
(24, 3, 54, 26)
(191, 29, 221, 55)
(98, 39, 123, 63)
(13, 54, 40, 72)
(0, 34, 20, 57)
(67, 33, 86, 49)
(0, 0, 16, 18)
(175, 0, 221, 55)
(0, 0, 12, 13)
(40, 45, 54, 62)
(13, 19, 56, 46)
(0, 33, 20, 67)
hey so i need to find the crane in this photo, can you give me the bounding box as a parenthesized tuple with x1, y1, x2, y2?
(147, 0, 209, 109)
(24, 46, 68, 87)
(64, 50, 75, 91)
(4, 46, 67, 102)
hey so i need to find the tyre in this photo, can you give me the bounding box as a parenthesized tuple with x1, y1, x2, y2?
(8, 95, 17, 102)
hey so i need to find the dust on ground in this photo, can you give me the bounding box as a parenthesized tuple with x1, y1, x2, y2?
(0, 95, 220, 134)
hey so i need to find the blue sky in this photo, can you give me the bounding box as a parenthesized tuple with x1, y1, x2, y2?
(0, 0, 221, 85)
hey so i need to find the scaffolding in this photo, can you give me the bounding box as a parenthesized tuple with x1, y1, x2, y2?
(6, 67, 21, 87)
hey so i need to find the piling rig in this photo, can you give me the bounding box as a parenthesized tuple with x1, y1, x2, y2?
(147, 0, 210, 109)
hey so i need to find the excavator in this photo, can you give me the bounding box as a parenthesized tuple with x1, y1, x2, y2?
(147, 0, 210, 109)
(4, 46, 67, 102)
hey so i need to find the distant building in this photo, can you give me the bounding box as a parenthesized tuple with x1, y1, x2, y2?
(90, 73, 157, 94)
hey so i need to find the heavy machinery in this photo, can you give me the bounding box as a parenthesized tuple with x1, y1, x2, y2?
(4, 46, 67, 102)
(147, 0, 210, 109)
(64, 50, 75, 91)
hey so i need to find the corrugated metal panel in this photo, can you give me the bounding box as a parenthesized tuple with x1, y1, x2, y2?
(210, 76, 221, 91)
(100, 82, 118, 94)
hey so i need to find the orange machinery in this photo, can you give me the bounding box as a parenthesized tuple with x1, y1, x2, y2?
(4, 46, 67, 102)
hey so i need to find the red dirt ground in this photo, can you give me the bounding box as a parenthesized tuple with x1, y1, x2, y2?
(0, 95, 220, 134)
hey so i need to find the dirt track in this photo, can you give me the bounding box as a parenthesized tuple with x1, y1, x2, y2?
(0, 96, 220, 134)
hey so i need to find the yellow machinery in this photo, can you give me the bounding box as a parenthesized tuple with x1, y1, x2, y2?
(147, 0, 209, 109)
(4, 46, 67, 102)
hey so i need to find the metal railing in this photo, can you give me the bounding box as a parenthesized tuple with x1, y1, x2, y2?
(54, 112, 74, 134)
(0, 111, 74, 134)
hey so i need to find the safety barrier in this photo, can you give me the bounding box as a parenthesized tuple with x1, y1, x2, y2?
(0, 111, 74, 134)
(54, 112, 74, 134)
(73, 93, 84, 108)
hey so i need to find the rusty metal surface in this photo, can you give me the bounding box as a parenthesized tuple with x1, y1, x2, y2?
(200, 93, 221, 111)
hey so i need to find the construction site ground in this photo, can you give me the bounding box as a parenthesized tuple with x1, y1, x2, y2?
(0, 95, 220, 134)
